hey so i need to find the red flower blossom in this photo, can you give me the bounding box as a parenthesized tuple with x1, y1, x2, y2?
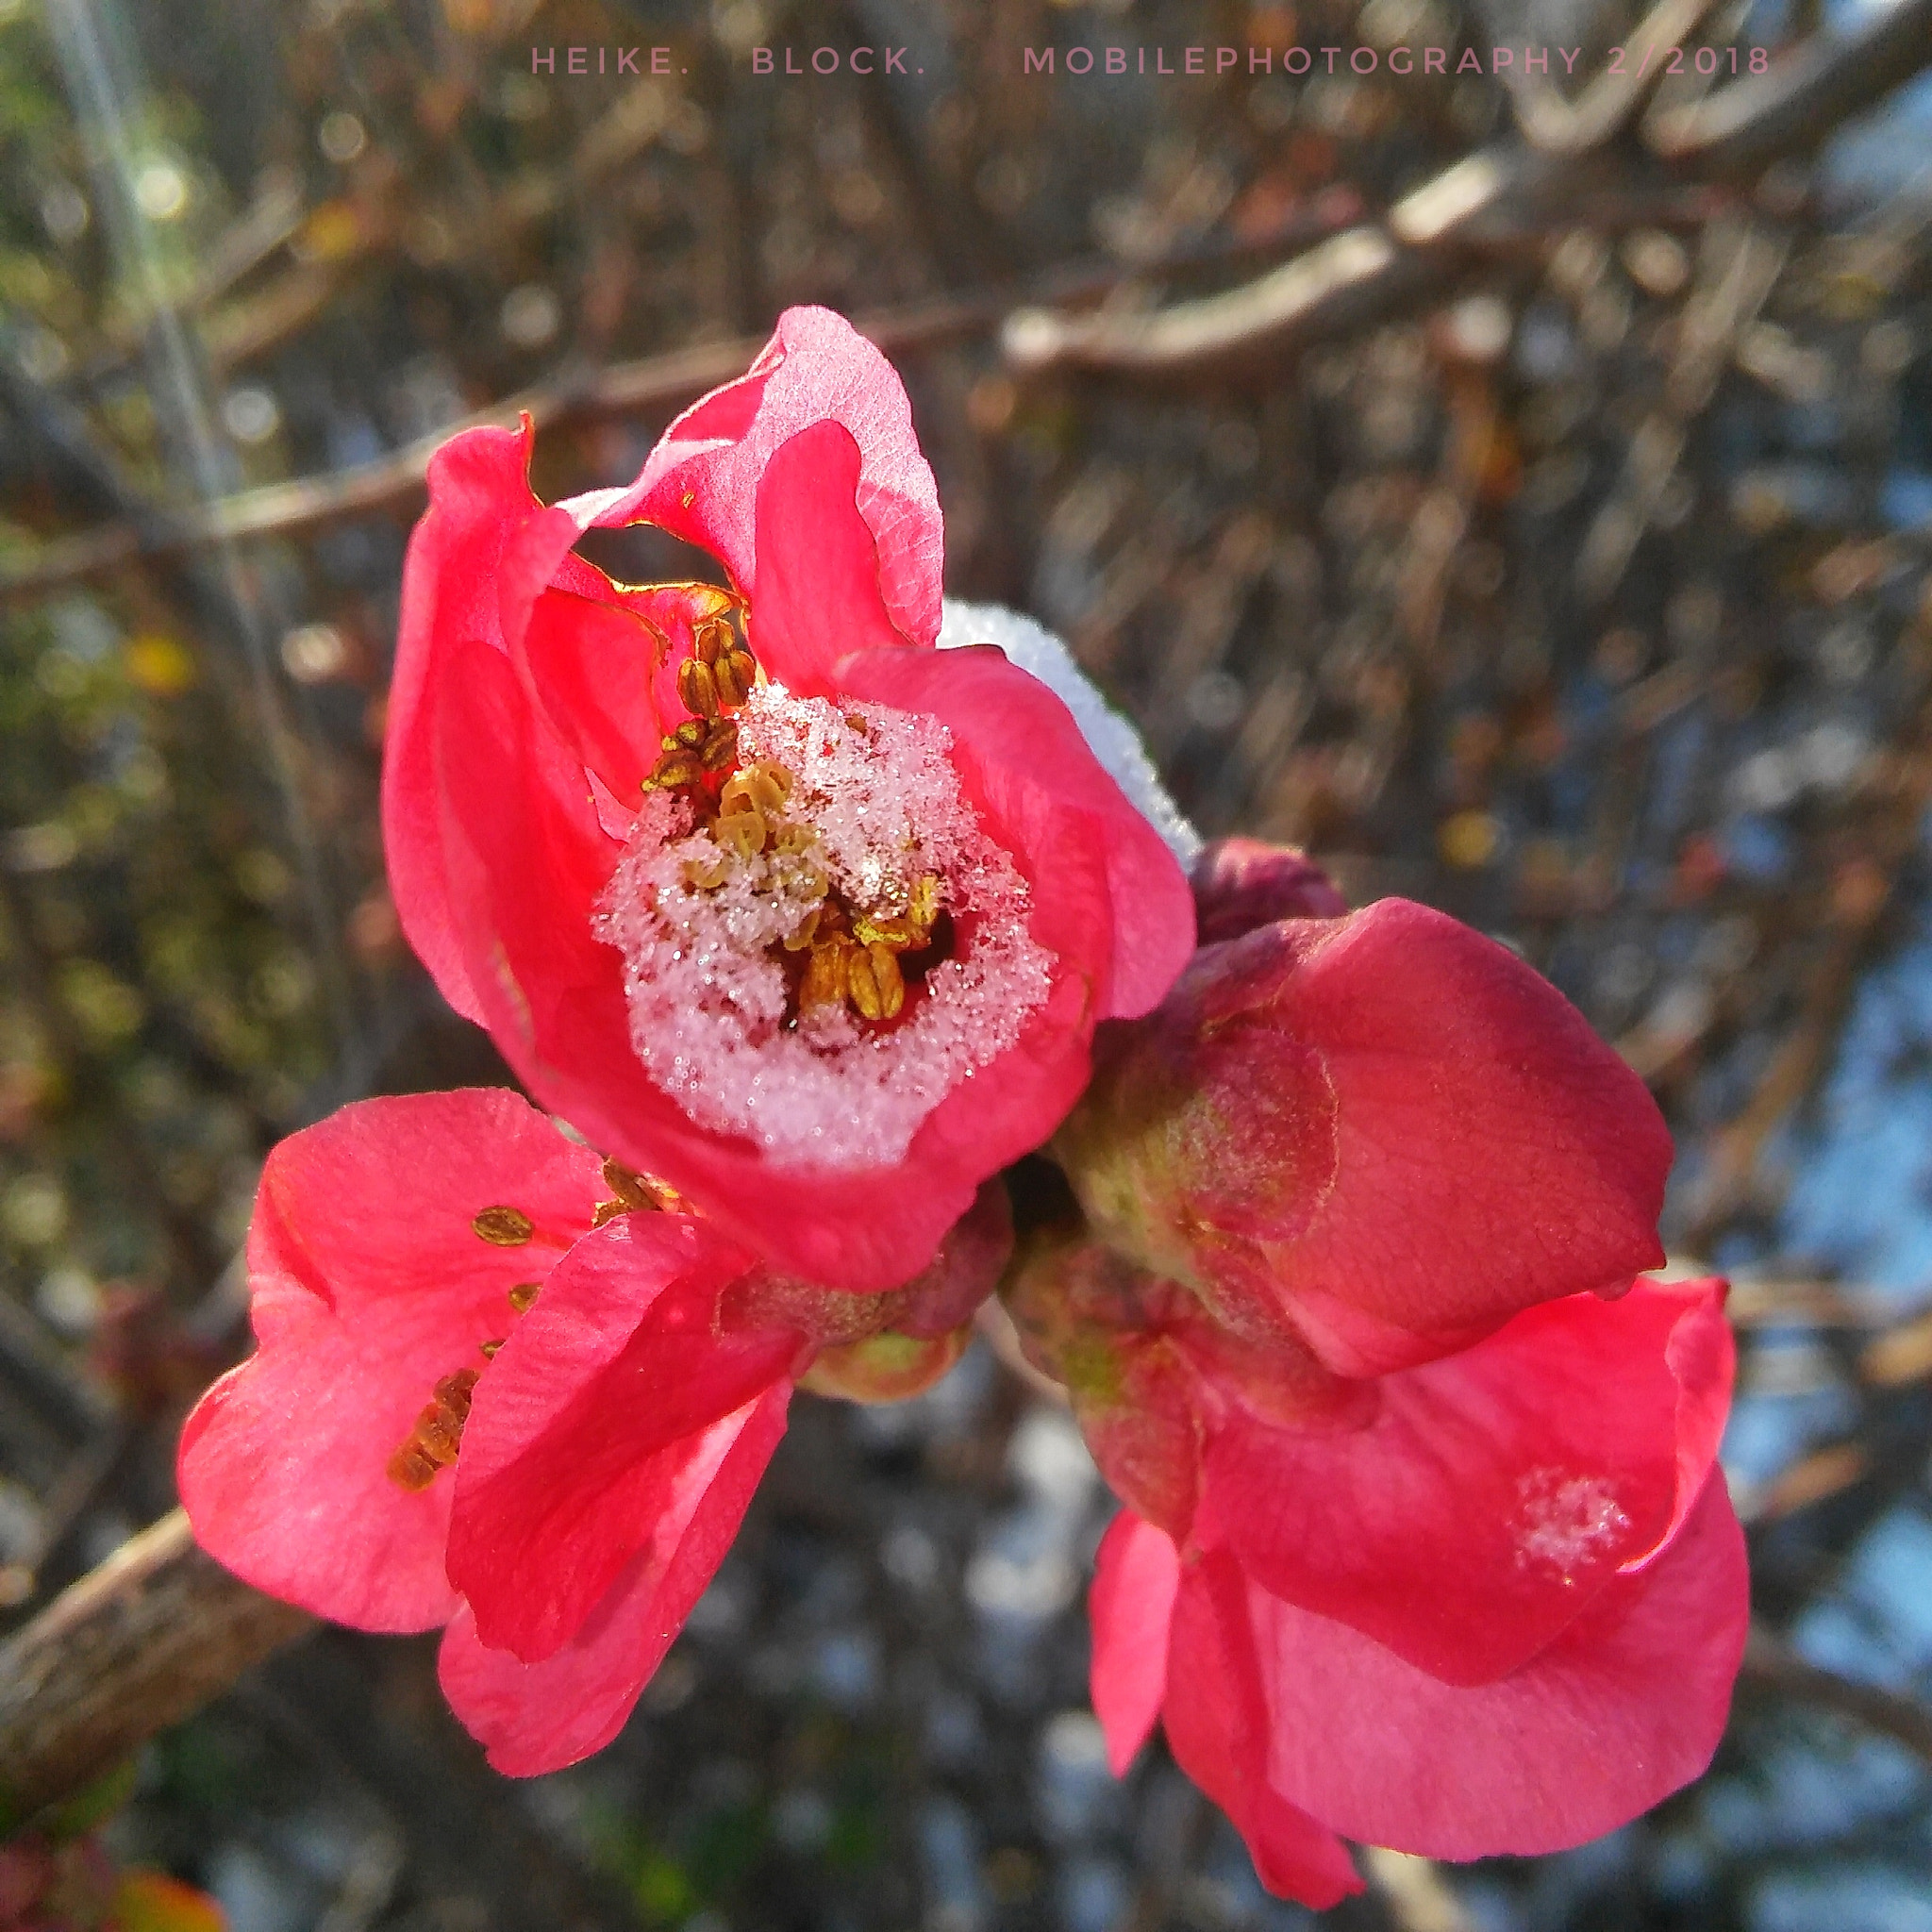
(1091, 1425, 1744, 1906)
(382, 306, 1192, 1290)
(1016, 847, 1747, 1903)
(179, 1089, 1008, 1774)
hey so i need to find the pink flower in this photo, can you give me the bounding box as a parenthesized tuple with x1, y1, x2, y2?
(1017, 847, 1747, 1902)
(382, 307, 1192, 1290)
(178, 1089, 1008, 1774)
(1090, 1359, 1744, 1906)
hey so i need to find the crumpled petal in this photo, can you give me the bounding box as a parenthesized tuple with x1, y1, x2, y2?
(439, 1385, 790, 1774)
(1161, 1535, 1365, 1909)
(1198, 1280, 1730, 1684)
(602, 306, 942, 648)
(446, 1215, 808, 1661)
(177, 1090, 604, 1632)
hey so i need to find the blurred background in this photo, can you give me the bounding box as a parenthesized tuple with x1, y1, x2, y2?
(3, 0, 1932, 1926)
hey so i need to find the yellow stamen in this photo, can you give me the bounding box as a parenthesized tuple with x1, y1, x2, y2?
(714, 648, 758, 708)
(677, 657, 721, 720)
(647, 747, 706, 791)
(801, 938, 850, 1011)
(472, 1207, 534, 1246)
(386, 1366, 480, 1491)
(847, 942, 905, 1021)
(717, 809, 768, 859)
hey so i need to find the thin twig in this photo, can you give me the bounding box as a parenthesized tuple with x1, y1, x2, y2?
(1505, 0, 1725, 156)
(1739, 1621, 1932, 1763)
(0, 1507, 311, 1831)
(1646, 0, 1932, 171)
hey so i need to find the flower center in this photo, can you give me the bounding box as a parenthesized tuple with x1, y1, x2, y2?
(593, 634, 1053, 1168)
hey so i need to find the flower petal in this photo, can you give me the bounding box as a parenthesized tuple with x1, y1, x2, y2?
(439, 1386, 790, 1774)
(838, 641, 1196, 1023)
(1200, 1282, 1722, 1685)
(384, 424, 545, 1024)
(1245, 1474, 1748, 1858)
(604, 307, 942, 647)
(515, 587, 670, 803)
(1162, 1541, 1365, 1909)
(446, 1216, 806, 1661)
(177, 1091, 604, 1632)
(1090, 1509, 1180, 1776)
(744, 421, 919, 688)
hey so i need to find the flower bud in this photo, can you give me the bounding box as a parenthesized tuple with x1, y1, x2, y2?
(1001, 1225, 1369, 1538)
(1053, 899, 1673, 1377)
(727, 1180, 1012, 1403)
(1052, 925, 1335, 1355)
(1191, 837, 1345, 943)
(1001, 1228, 1205, 1537)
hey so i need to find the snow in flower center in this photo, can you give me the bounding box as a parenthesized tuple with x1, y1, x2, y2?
(594, 679, 1054, 1169)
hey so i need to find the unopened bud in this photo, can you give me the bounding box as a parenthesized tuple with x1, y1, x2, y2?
(1053, 925, 1334, 1352)
(1191, 837, 1346, 944)
(1054, 897, 1673, 1378)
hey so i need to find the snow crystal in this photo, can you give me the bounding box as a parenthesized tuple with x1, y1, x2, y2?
(592, 684, 1055, 1169)
(1514, 1469, 1631, 1577)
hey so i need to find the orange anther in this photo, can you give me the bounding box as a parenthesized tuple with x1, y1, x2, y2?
(472, 1207, 534, 1245)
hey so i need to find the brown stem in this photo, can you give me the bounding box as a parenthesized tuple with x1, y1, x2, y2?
(0, 235, 1344, 607)
(0, 1507, 311, 1833)
(1740, 1622, 1932, 1764)
(1645, 0, 1932, 170)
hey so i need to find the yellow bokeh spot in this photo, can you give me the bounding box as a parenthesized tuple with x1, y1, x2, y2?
(298, 201, 363, 264)
(1439, 810, 1500, 870)
(123, 633, 197, 697)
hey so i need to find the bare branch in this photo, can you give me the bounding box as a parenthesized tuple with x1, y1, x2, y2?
(0, 1508, 311, 1831)
(1506, 0, 1726, 156)
(1000, 151, 1530, 382)
(1646, 0, 1932, 170)
(1740, 1622, 1932, 1764)
(0, 256, 1291, 604)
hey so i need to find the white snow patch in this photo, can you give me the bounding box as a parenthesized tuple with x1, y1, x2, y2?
(1515, 1468, 1630, 1577)
(593, 684, 1053, 1169)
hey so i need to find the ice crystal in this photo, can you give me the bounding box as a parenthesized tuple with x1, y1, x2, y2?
(1514, 1469, 1631, 1577)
